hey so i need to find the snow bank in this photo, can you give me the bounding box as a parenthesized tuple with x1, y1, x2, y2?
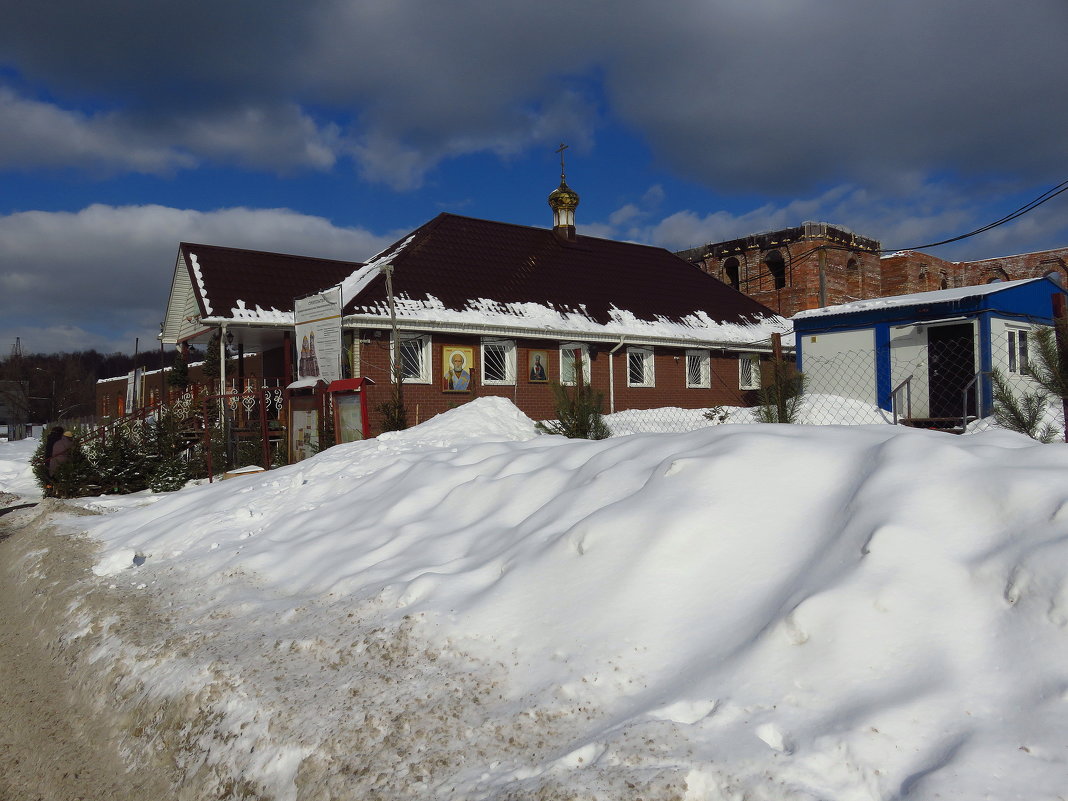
(12, 400, 1068, 799)
(0, 437, 41, 501)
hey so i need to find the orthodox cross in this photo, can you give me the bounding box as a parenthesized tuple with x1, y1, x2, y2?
(555, 142, 568, 182)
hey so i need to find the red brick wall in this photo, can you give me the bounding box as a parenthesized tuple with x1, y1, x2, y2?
(695, 236, 1068, 317)
(356, 334, 763, 434)
(695, 236, 883, 318)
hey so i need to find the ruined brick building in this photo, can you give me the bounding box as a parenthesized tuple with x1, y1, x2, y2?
(676, 223, 1068, 318)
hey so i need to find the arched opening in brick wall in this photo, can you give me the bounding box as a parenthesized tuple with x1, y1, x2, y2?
(723, 257, 740, 290)
(765, 250, 786, 290)
(1045, 269, 1065, 286)
(845, 256, 861, 299)
(984, 268, 1009, 283)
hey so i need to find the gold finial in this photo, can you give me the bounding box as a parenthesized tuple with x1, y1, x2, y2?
(555, 142, 568, 183)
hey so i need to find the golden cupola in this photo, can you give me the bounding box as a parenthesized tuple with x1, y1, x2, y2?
(548, 145, 579, 241)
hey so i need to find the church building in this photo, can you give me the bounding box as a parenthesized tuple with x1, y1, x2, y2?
(140, 171, 788, 451)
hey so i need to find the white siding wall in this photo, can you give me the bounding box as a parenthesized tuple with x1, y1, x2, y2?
(801, 328, 878, 406)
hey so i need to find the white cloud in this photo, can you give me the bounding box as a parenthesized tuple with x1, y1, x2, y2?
(0, 87, 195, 174)
(599, 181, 1068, 263)
(0, 205, 400, 354)
(2, 2, 1065, 191)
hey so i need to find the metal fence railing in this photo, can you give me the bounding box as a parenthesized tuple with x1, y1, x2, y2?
(602, 330, 1066, 438)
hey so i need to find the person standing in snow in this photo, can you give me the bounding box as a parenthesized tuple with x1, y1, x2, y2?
(48, 431, 74, 477)
(44, 426, 64, 468)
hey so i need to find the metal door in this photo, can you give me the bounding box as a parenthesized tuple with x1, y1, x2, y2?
(927, 323, 975, 418)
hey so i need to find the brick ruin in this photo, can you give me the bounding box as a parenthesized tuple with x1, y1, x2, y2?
(677, 223, 1068, 318)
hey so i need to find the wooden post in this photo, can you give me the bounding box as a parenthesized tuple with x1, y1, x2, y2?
(202, 397, 214, 482)
(259, 387, 271, 469)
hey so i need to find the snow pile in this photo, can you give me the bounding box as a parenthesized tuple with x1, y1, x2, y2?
(0, 436, 41, 501)
(3, 400, 1068, 799)
(603, 394, 889, 435)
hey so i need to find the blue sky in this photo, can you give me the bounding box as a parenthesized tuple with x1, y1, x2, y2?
(2, 0, 1067, 355)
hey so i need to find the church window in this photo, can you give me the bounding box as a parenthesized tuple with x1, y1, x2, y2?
(765, 251, 786, 290)
(723, 257, 740, 290)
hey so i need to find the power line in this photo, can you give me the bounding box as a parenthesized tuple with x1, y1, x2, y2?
(883, 177, 1068, 253)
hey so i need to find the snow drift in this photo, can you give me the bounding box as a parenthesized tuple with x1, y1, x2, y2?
(3, 397, 1068, 800)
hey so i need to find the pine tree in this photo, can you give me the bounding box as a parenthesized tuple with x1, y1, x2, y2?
(377, 389, 409, 432)
(536, 381, 611, 439)
(202, 332, 221, 387)
(755, 360, 806, 423)
(168, 348, 190, 390)
(991, 369, 1058, 443)
(990, 323, 1066, 442)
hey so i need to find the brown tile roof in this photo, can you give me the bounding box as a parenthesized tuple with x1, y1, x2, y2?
(180, 242, 361, 317)
(343, 214, 778, 327)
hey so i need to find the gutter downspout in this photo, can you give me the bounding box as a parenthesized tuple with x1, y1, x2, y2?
(608, 337, 626, 413)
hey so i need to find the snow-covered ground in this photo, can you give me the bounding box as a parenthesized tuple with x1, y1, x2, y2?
(2, 399, 1068, 800)
(0, 435, 41, 500)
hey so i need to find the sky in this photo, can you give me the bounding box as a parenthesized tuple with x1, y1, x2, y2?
(2, 0, 1068, 356)
(3, 399, 1068, 798)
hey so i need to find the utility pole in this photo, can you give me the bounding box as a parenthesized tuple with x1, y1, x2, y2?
(817, 246, 828, 308)
(380, 263, 404, 410)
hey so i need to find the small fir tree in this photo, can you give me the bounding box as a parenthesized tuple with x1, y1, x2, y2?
(536, 381, 611, 439)
(990, 369, 1058, 443)
(1024, 323, 1068, 403)
(201, 332, 221, 388)
(755, 359, 806, 423)
(990, 323, 1066, 443)
(168, 348, 190, 391)
(377, 388, 409, 432)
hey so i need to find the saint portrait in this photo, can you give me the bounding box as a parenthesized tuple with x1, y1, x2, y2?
(442, 345, 474, 392)
(528, 350, 548, 383)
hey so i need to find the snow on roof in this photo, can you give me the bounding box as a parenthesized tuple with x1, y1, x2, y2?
(188, 253, 213, 316)
(339, 234, 416, 307)
(793, 277, 1043, 320)
(228, 299, 291, 323)
(347, 293, 789, 345)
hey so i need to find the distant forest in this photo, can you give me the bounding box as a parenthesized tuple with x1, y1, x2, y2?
(0, 345, 201, 424)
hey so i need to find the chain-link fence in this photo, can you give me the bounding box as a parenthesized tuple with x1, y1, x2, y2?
(603, 328, 1067, 439)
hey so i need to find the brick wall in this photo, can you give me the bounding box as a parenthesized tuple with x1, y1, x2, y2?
(684, 227, 1068, 317)
(692, 234, 883, 318)
(356, 334, 763, 434)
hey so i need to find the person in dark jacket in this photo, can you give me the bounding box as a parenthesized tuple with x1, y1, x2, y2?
(44, 426, 64, 471)
(48, 430, 74, 477)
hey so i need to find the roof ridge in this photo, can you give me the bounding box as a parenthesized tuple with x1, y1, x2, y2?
(179, 242, 364, 266)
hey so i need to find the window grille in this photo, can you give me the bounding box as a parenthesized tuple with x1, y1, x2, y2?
(395, 335, 430, 383)
(739, 353, 760, 390)
(627, 347, 654, 387)
(482, 340, 515, 384)
(628, 351, 644, 384)
(686, 350, 710, 388)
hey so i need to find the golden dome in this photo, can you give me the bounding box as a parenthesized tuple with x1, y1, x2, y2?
(548, 180, 580, 211)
